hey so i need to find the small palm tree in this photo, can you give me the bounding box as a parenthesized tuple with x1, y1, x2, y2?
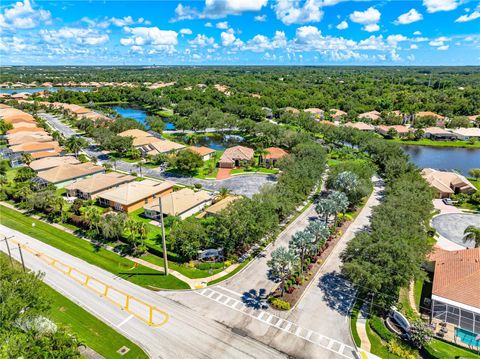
(255, 147, 268, 167)
(66, 136, 87, 158)
(268, 247, 297, 296)
(218, 187, 231, 200)
(463, 226, 480, 248)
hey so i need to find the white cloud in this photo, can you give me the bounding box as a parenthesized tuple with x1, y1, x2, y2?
(390, 49, 401, 61)
(188, 34, 215, 47)
(192, 53, 201, 60)
(254, 14, 267, 22)
(394, 9, 423, 25)
(429, 36, 450, 50)
(173, 0, 267, 20)
(0, 0, 51, 29)
(386, 34, 407, 46)
(455, 11, 480, 23)
(221, 28, 243, 47)
(216, 21, 229, 29)
(120, 27, 178, 53)
(410, 44, 418, 49)
(0, 36, 36, 52)
(274, 0, 324, 25)
(413, 31, 422, 35)
(437, 45, 449, 50)
(110, 16, 144, 27)
(40, 27, 109, 46)
(180, 28, 192, 35)
(242, 31, 287, 52)
(336, 20, 348, 30)
(423, 0, 459, 13)
(205, 22, 213, 27)
(349, 7, 381, 32)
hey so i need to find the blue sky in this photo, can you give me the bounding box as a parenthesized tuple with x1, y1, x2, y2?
(0, 0, 479, 65)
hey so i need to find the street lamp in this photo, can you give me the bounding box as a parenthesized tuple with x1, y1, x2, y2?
(157, 197, 168, 275)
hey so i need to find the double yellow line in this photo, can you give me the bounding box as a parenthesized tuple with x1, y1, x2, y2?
(9, 237, 169, 327)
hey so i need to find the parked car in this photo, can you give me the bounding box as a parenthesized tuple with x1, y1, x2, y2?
(442, 198, 458, 205)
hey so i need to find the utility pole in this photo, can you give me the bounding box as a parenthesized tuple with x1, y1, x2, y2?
(18, 244, 26, 272)
(2, 236, 14, 267)
(158, 197, 168, 275)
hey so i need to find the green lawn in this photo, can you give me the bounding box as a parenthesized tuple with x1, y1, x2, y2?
(350, 301, 362, 347)
(365, 320, 402, 359)
(414, 278, 424, 311)
(0, 205, 189, 290)
(142, 254, 225, 279)
(230, 167, 279, 175)
(42, 283, 148, 359)
(388, 138, 480, 149)
(208, 259, 250, 286)
(425, 339, 480, 359)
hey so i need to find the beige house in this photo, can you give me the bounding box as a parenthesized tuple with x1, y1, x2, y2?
(423, 127, 457, 141)
(219, 146, 254, 168)
(422, 168, 477, 198)
(118, 129, 184, 155)
(36, 163, 104, 188)
(358, 110, 381, 121)
(449, 128, 480, 141)
(97, 179, 174, 213)
(376, 125, 410, 137)
(264, 147, 288, 167)
(304, 108, 324, 119)
(65, 172, 136, 200)
(144, 188, 213, 220)
(7, 127, 46, 135)
(29, 156, 80, 172)
(330, 109, 348, 120)
(344, 122, 375, 131)
(10, 141, 62, 158)
(189, 146, 216, 161)
(201, 196, 240, 217)
(7, 134, 53, 146)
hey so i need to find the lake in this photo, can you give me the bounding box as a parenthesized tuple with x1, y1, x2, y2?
(195, 134, 247, 150)
(402, 145, 480, 175)
(0, 87, 92, 94)
(111, 106, 175, 130)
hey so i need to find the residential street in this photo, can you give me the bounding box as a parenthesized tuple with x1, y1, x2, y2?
(38, 112, 78, 138)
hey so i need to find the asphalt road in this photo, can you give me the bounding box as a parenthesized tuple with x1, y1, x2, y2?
(0, 225, 287, 359)
(431, 213, 480, 248)
(38, 112, 78, 138)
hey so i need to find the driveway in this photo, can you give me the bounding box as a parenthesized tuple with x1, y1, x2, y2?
(432, 213, 480, 248)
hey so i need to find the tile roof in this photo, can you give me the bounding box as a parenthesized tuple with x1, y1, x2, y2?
(450, 128, 480, 137)
(29, 156, 80, 172)
(204, 196, 241, 215)
(98, 179, 174, 205)
(147, 139, 185, 153)
(31, 149, 63, 160)
(416, 111, 444, 119)
(38, 163, 104, 183)
(12, 122, 37, 129)
(345, 122, 375, 131)
(144, 188, 212, 216)
(358, 110, 381, 121)
(6, 127, 46, 135)
(118, 129, 153, 138)
(7, 134, 53, 146)
(423, 127, 454, 135)
(65, 172, 136, 195)
(264, 147, 288, 160)
(376, 125, 410, 134)
(422, 168, 476, 194)
(429, 247, 480, 310)
(219, 146, 254, 164)
(10, 141, 60, 153)
(189, 146, 216, 157)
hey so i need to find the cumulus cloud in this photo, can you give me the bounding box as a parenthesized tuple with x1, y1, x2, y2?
(180, 28, 192, 35)
(242, 31, 287, 52)
(0, 35, 36, 52)
(274, 0, 324, 25)
(349, 7, 381, 32)
(429, 36, 450, 48)
(120, 26, 178, 53)
(437, 45, 449, 50)
(413, 31, 422, 35)
(173, 0, 267, 21)
(455, 11, 480, 23)
(40, 27, 109, 46)
(188, 34, 215, 47)
(221, 28, 242, 46)
(423, 0, 459, 13)
(110, 16, 146, 27)
(254, 14, 267, 22)
(216, 21, 229, 29)
(336, 20, 348, 30)
(0, 0, 51, 29)
(394, 9, 423, 25)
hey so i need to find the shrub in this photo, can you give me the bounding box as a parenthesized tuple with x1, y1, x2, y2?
(387, 340, 417, 359)
(194, 183, 202, 189)
(224, 260, 232, 267)
(269, 297, 291, 310)
(369, 316, 396, 342)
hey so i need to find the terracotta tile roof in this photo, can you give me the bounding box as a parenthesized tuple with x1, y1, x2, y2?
(265, 147, 288, 160)
(429, 247, 480, 310)
(144, 188, 212, 216)
(8, 134, 53, 145)
(0, 108, 35, 123)
(7, 127, 45, 135)
(118, 129, 153, 138)
(12, 122, 37, 129)
(319, 120, 335, 126)
(330, 109, 348, 118)
(423, 127, 453, 135)
(219, 146, 254, 164)
(358, 110, 381, 121)
(450, 128, 480, 137)
(133, 136, 162, 147)
(345, 122, 376, 131)
(10, 141, 60, 153)
(147, 139, 185, 154)
(422, 168, 476, 195)
(204, 196, 241, 215)
(416, 111, 444, 119)
(284, 106, 300, 114)
(65, 172, 136, 195)
(98, 179, 174, 206)
(29, 156, 80, 172)
(376, 125, 410, 134)
(31, 148, 63, 159)
(189, 146, 216, 157)
(38, 163, 104, 183)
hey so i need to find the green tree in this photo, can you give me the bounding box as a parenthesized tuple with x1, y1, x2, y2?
(146, 116, 166, 133)
(126, 147, 141, 160)
(83, 206, 102, 238)
(0, 160, 9, 176)
(289, 230, 315, 273)
(170, 149, 203, 173)
(21, 153, 33, 165)
(169, 218, 206, 260)
(333, 171, 358, 196)
(315, 198, 335, 225)
(463, 226, 480, 248)
(328, 191, 349, 224)
(15, 167, 36, 182)
(409, 320, 433, 349)
(100, 212, 127, 241)
(66, 136, 87, 158)
(468, 168, 480, 180)
(267, 247, 297, 296)
(306, 221, 329, 249)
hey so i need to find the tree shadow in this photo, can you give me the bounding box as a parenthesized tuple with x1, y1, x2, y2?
(242, 288, 269, 309)
(318, 272, 357, 316)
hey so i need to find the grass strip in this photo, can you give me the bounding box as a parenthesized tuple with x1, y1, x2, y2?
(0, 205, 189, 290)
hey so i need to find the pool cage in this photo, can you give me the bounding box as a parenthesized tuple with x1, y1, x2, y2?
(431, 298, 480, 335)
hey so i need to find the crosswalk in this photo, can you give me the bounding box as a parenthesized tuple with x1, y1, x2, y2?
(196, 287, 356, 359)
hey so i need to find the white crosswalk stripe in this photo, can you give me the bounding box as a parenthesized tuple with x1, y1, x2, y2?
(195, 287, 355, 359)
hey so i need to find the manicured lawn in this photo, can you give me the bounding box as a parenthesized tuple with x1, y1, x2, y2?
(350, 301, 362, 347)
(142, 254, 225, 279)
(468, 178, 480, 190)
(388, 138, 480, 149)
(129, 208, 166, 241)
(425, 339, 480, 359)
(0, 205, 189, 290)
(366, 320, 402, 359)
(208, 259, 250, 286)
(42, 283, 148, 359)
(230, 167, 278, 175)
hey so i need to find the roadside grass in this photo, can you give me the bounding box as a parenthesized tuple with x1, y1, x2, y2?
(142, 254, 225, 279)
(42, 283, 148, 359)
(230, 167, 279, 175)
(0, 205, 189, 290)
(388, 138, 480, 149)
(365, 320, 402, 359)
(207, 259, 250, 286)
(350, 301, 362, 347)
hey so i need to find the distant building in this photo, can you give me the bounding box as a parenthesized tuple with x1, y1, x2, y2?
(358, 110, 381, 121)
(422, 168, 476, 198)
(218, 146, 254, 168)
(65, 172, 136, 200)
(304, 108, 324, 120)
(29, 156, 80, 172)
(423, 127, 457, 141)
(284, 106, 300, 114)
(344, 122, 375, 131)
(449, 128, 480, 141)
(189, 146, 216, 161)
(264, 147, 288, 167)
(201, 196, 241, 217)
(35, 162, 104, 188)
(144, 188, 212, 220)
(376, 125, 410, 137)
(329, 109, 348, 120)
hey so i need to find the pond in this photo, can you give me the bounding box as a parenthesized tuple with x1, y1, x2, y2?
(111, 106, 175, 130)
(402, 145, 480, 175)
(195, 134, 247, 151)
(0, 87, 92, 94)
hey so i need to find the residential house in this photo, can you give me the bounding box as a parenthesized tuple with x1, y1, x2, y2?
(189, 146, 216, 161)
(7, 127, 46, 135)
(65, 172, 136, 200)
(344, 122, 375, 131)
(422, 168, 477, 198)
(423, 127, 457, 141)
(358, 110, 381, 121)
(428, 247, 480, 335)
(416, 111, 445, 127)
(201, 196, 240, 217)
(29, 156, 80, 172)
(11, 121, 37, 129)
(330, 109, 348, 121)
(7, 133, 53, 146)
(0, 108, 35, 123)
(145, 140, 185, 155)
(35, 162, 104, 188)
(376, 125, 410, 137)
(284, 107, 300, 114)
(304, 108, 324, 120)
(218, 146, 255, 168)
(10, 141, 63, 159)
(449, 128, 480, 141)
(144, 188, 213, 220)
(264, 147, 288, 167)
(97, 179, 174, 213)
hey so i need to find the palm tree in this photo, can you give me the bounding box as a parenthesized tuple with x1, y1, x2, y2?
(136, 162, 145, 178)
(306, 221, 329, 249)
(255, 147, 268, 167)
(125, 219, 140, 253)
(21, 153, 33, 165)
(268, 247, 297, 296)
(463, 226, 480, 248)
(136, 221, 148, 251)
(66, 136, 87, 158)
(83, 206, 102, 237)
(290, 230, 315, 273)
(315, 198, 335, 225)
(328, 191, 349, 224)
(218, 187, 231, 200)
(333, 171, 358, 195)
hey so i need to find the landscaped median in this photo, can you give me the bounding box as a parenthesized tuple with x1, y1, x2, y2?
(0, 204, 190, 290)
